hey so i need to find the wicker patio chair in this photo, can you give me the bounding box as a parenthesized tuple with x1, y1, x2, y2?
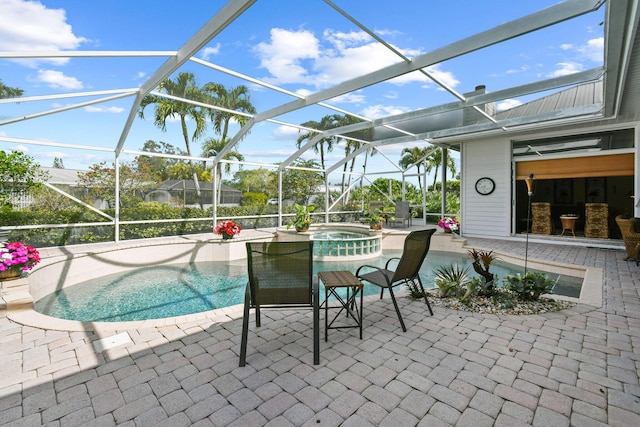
(531, 202, 552, 234)
(239, 241, 319, 367)
(615, 215, 640, 262)
(585, 203, 609, 238)
(355, 229, 436, 332)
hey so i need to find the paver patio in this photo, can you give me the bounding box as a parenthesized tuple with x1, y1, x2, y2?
(1, 235, 639, 426)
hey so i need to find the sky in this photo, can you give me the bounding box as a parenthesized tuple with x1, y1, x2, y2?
(0, 0, 605, 186)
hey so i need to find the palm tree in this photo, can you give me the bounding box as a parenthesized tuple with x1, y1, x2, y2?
(296, 115, 342, 171)
(338, 115, 374, 197)
(202, 137, 245, 204)
(399, 146, 430, 192)
(138, 72, 208, 207)
(427, 147, 457, 191)
(201, 83, 255, 204)
(202, 83, 256, 141)
(0, 79, 23, 99)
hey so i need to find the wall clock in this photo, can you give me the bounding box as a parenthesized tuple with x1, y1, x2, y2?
(475, 177, 495, 195)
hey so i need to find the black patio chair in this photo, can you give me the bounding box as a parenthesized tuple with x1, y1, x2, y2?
(355, 229, 436, 332)
(239, 241, 319, 367)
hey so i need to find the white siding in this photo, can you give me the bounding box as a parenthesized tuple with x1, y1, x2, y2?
(461, 138, 512, 237)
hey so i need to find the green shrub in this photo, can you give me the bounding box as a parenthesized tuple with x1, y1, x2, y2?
(503, 272, 555, 300)
(241, 192, 268, 206)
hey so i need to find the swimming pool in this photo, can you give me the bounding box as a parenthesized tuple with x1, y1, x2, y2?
(34, 250, 583, 322)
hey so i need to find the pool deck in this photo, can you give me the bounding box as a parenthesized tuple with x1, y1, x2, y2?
(1, 228, 639, 426)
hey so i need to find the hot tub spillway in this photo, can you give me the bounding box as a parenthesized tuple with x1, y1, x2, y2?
(277, 225, 382, 261)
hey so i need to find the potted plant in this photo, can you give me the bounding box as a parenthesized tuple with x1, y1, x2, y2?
(364, 208, 385, 230)
(287, 203, 314, 232)
(438, 217, 459, 233)
(214, 220, 242, 240)
(0, 241, 41, 280)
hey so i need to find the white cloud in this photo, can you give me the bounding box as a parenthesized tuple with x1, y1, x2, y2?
(84, 106, 124, 113)
(273, 125, 300, 140)
(496, 99, 522, 111)
(34, 69, 83, 89)
(329, 92, 366, 104)
(577, 37, 603, 62)
(254, 27, 458, 90)
(200, 43, 221, 60)
(547, 62, 584, 78)
(254, 28, 320, 84)
(360, 104, 410, 119)
(0, 0, 87, 66)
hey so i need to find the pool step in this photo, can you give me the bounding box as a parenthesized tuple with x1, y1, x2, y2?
(0, 277, 33, 311)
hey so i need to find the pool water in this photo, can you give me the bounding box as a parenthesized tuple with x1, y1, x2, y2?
(34, 251, 582, 322)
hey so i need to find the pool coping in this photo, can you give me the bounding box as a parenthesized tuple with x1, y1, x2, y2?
(2, 228, 603, 332)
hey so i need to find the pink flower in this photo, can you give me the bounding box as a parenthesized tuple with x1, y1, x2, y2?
(0, 241, 41, 272)
(437, 217, 459, 231)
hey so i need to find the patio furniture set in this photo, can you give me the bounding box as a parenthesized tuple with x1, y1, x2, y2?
(239, 229, 436, 367)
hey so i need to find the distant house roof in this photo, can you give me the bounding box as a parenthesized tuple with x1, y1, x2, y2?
(156, 180, 241, 193)
(41, 167, 83, 186)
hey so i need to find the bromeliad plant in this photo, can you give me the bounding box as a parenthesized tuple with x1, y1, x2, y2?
(0, 241, 41, 273)
(214, 220, 242, 237)
(468, 248, 499, 294)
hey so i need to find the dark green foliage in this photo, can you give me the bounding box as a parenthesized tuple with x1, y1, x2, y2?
(0, 151, 48, 207)
(241, 192, 268, 206)
(503, 272, 555, 300)
(407, 280, 426, 300)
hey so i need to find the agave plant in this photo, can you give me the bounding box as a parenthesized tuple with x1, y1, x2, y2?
(433, 264, 472, 298)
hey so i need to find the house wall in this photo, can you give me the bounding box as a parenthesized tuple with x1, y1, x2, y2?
(460, 119, 640, 238)
(461, 138, 512, 237)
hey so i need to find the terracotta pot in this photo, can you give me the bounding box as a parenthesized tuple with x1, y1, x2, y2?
(444, 228, 452, 233)
(295, 226, 309, 232)
(370, 223, 382, 230)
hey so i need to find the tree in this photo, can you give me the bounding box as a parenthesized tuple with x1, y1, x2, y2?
(427, 147, 457, 191)
(371, 177, 420, 204)
(136, 140, 185, 183)
(202, 137, 244, 204)
(0, 79, 24, 99)
(282, 159, 323, 205)
(201, 83, 255, 203)
(77, 161, 149, 208)
(202, 83, 256, 143)
(337, 115, 374, 198)
(52, 157, 65, 169)
(138, 72, 208, 207)
(399, 146, 431, 192)
(296, 115, 341, 171)
(0, 151, 47, 208)
(230, 167, 277, 197)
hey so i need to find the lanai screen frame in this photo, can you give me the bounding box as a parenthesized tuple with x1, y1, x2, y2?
(0, 0, 633, 242)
